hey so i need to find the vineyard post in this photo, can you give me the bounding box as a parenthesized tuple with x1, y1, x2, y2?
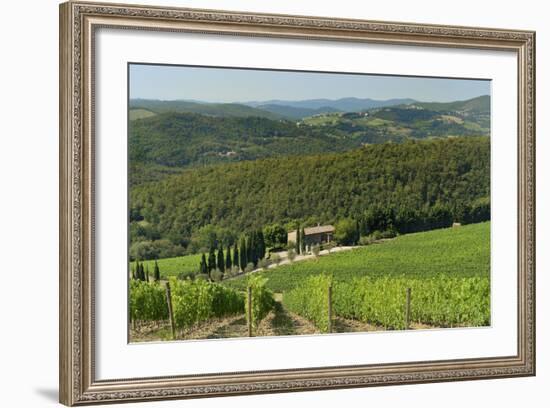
(165, 282, 176, 340)
(327, 284, 333, 333)
(247, 286, 253, 337)
(405, 287, 411, 330)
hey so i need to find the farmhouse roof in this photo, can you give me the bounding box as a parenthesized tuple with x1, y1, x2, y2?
(303, 225, 335, 235)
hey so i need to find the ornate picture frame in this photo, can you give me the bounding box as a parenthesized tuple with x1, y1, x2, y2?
(59, 1, 535, 405)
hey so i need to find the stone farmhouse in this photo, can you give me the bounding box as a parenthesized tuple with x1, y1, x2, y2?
(288, 224, 335, 247)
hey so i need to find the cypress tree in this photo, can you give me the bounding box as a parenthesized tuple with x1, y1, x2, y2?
(208, 247, 216, 275)
(245, 233, 252, 266)
(217, 247, 225, 273)
(139, 262, 145, 281)
(154, 260, 160, 281)
(249, 232, 259, 266)
(257, 230, 266, 260)
(199, 253, 207, 275)
(233, 243, 239, 270)
(145, 264, 150, 282)
(300, 226, 306, 254)
(225, 245, 232, 270)
(131, 264, 136, 280)
(239, 236, 247, 271)
(296, 224, 301, 255)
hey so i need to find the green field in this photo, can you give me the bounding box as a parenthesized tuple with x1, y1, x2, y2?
(131, 253, 202, 278)
(129, 108, 157, 120)
(224, 222, 490, 293)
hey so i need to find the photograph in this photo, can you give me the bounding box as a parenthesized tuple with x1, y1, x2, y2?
(127, 64, 491, 342)
(57, 2, 536, 404)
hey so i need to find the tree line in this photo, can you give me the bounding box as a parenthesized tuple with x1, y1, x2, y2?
(131, 259, 161, 282)
(198, 230, 267, 280)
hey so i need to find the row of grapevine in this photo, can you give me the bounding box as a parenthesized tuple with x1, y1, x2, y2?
(284, 275, 490, 331)
(129, 278, 245, 331)
(245, 275, 276, 330)
(169, 277, 244, 330)
(283, 275, 333, 333)
(333, 276, 490, 329)
(129, 280, 169, 323)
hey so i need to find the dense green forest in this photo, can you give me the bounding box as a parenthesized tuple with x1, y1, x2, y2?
(129, 100, 489, 186)
(129, 136, 490, 260)
(128, 112, 359, 185)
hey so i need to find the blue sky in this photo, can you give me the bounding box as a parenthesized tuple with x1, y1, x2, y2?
(129, 64, 490, 103)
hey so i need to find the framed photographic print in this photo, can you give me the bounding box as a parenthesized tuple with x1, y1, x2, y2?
(59, 1, 536, 405)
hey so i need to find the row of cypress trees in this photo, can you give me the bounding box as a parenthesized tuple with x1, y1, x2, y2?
(131, 260, 161, 282)
(199, 230, 266, 277)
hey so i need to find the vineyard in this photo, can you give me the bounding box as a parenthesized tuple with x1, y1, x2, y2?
(129, 223, 490, 341)
(224, 222, 490, 292)
(284, 274, 489, 332)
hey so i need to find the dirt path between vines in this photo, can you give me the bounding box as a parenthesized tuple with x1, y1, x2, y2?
(130, 300, 435, 343)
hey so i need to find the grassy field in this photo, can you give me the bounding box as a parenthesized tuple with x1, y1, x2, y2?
(224, 222, 490, 293)
(131, 253, 202, 278)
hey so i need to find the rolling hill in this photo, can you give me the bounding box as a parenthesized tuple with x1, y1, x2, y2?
(129, 99, 283, 120)
(412, 95, 490, 113)
(128, 95, 490, 187)
(224, 222, 490, 293)
(130, 137, 490, 258)
(129, 112, 359, 185)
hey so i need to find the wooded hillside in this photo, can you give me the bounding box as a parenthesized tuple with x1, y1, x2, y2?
(130, 137, 490, 259)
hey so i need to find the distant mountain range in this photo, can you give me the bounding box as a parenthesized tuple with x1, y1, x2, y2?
(130, 95, 489, 121)
(129, 96, 446, 121)
(245, 97, 417, 113)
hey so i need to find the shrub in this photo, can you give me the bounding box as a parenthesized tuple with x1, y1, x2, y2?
(244, 262, 255, 273)
(258, 258, 271, 270)
(287, 248, 297, 262)
(270, 253, 282, 265)
(358, 235, 375, 246)
(312, 244, 321, 257)
(364, 229, 397, 243)
(225, 266, 238, 278)
(379, 229, 397, 239)
(211, 270, 224, 282)
(177, 272, 187, 280)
